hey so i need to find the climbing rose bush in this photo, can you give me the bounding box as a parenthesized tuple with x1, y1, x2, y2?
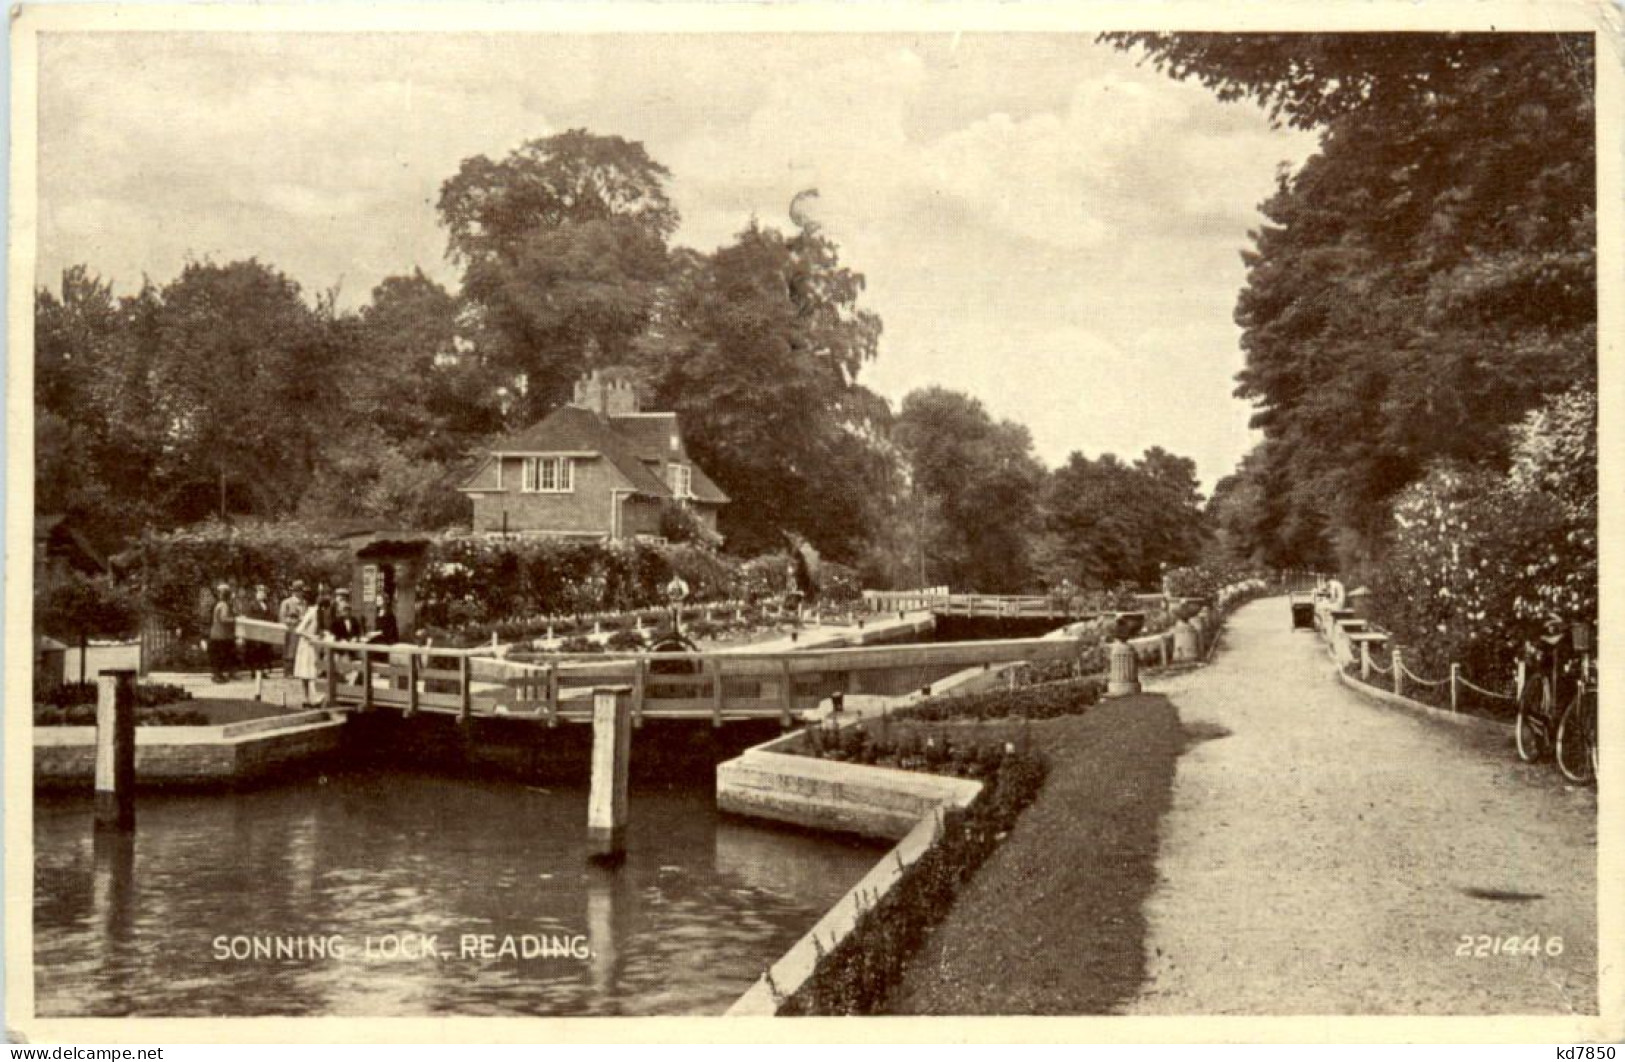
(1370, 388, 1597, 689)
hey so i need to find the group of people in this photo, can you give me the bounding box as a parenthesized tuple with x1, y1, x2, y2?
(205, 579, 402, 707)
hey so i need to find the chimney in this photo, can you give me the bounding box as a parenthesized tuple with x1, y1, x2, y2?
(570, 367, 640, 417)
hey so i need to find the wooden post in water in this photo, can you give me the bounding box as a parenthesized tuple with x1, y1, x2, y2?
(587, 686, 633, 864)
(361, 649, 374, 711)
(406, 653, 420, 717)
(458, 655, 473, 725)
(94, 669, 137, 831)
(324, 644, 338, 707)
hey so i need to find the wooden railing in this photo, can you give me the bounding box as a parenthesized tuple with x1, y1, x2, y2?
(862, 588, 951, 613)
(240, 616, 1087, 726)
(863, 590, 1098, 620)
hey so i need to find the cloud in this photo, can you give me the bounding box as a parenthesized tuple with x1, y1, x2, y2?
(35, 31, 1314, 488)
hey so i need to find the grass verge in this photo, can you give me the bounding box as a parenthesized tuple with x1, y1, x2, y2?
(883, 692, 1183, 1014)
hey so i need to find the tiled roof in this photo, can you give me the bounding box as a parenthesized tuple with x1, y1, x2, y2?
(463, 405, 672, 497)
(609, 414, 728, 503)
(608, 413, 684, 461)
(462, 404, 729, 504)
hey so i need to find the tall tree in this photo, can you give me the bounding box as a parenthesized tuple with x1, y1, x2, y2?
(437, 130, 678, 424)
(893, 387, 1046, 593)
(141, 260, 340, 521)
(1108, 33, 1596, 567)
(352, 268, 504, 463)
(1044, 447, 1206, 589)
(641, 218, 889, 560)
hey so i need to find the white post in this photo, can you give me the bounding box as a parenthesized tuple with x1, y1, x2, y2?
(95, 670, 137, 831)
(587, 687, 633, 863)
(1449, 662, 1460, 713)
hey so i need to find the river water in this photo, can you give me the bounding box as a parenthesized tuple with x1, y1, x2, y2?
(33, 770, 883, 1016)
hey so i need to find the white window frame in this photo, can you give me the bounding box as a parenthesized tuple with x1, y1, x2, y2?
(521, 456, 574, 494)
(668, 463, 693, 499)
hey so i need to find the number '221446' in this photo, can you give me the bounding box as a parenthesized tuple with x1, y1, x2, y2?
(1455, 934, 1563, 957)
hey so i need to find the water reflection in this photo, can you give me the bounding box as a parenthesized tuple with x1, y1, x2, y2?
(35, 768, 881, 1017)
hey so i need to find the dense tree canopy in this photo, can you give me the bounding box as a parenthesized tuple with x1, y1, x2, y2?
(1042, 449, 1206, 590)
(40, 122, 1226, 597)
(1110, 33, 1597, 569)
(438, 130, 679, 424)
(638, 219, 890, 561)
(892, 387, 1047, 593)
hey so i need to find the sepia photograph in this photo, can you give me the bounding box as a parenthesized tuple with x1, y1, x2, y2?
(4, 0, 1619, 1044)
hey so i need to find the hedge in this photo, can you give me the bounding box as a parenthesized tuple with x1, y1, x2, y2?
(776, 751, 1048, 1015)
(115, 520, 348, 639)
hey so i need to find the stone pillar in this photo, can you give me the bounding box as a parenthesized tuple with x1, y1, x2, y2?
(1107, 640, 1141, 697)
(94, 669, 137, 831)
(587, 687, 633, 863)
(1172, 619, 1200, 663)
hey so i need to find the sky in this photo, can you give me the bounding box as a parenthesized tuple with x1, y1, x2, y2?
(35, 31, 1319, 491)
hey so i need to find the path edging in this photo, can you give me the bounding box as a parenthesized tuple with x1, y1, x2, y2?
(1333, 666, 1512, 737)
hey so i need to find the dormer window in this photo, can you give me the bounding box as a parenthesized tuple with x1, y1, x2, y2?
(522, 456, 574, 493)
(668, 463, 693, 499)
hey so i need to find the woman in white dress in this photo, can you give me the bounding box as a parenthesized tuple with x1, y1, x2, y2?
(292, 593, 327, 707)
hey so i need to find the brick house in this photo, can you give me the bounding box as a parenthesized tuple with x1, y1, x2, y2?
(458, 368, 728, 541)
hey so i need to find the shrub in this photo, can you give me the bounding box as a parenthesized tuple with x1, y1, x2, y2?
(1368, 391, 1596, 693)
(897, 676, 1104, 723)
(415, 536, 754, 628)
(34, 571, 139, 643)
(115, 520, 347, 639)
(779, 750, 1049, 1015)
(606, 628, 648, 652)
(35, 703, 210, 727)
(37, 681, 194, 709)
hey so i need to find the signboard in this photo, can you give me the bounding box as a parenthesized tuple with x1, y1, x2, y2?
(361, 564, 377, 606)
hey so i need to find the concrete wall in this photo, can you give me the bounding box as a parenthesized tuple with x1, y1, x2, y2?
(33, 712, 345, 788)
(718, 749, 980, 841)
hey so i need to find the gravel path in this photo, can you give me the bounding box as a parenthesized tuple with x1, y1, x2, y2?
(1131, 597, 1598, 1015)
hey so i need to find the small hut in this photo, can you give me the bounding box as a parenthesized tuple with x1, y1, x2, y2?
(333, 528, 435, 637)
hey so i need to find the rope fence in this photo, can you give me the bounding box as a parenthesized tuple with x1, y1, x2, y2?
(1397, 662, 1448, 688)
(1457, 674, 1517, 702)
(1317, 596, 1522, 717)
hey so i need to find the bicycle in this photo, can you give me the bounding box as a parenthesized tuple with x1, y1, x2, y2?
(1555, 645, 1597, 786)
(1515, 631, 1565, 764)
(1515, 622, 1598, 786)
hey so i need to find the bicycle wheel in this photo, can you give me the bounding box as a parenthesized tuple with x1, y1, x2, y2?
(1555, 688, 1596, 785)
(1515, 676, 1551, 762)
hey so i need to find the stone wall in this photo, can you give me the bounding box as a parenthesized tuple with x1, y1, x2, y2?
(717, 748, 980, 841)
(33, 713, 345, 789)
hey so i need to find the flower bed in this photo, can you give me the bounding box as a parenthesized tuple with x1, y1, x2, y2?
(773, 749, 1048, 1015)
(37, 680, 194, 710)
(34, 704, 212, 727)
(34, 681, 199, 725)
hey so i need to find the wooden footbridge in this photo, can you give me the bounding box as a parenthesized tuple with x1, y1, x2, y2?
(237, 616, 1093, 727)
(863, 589, 1144, 622)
